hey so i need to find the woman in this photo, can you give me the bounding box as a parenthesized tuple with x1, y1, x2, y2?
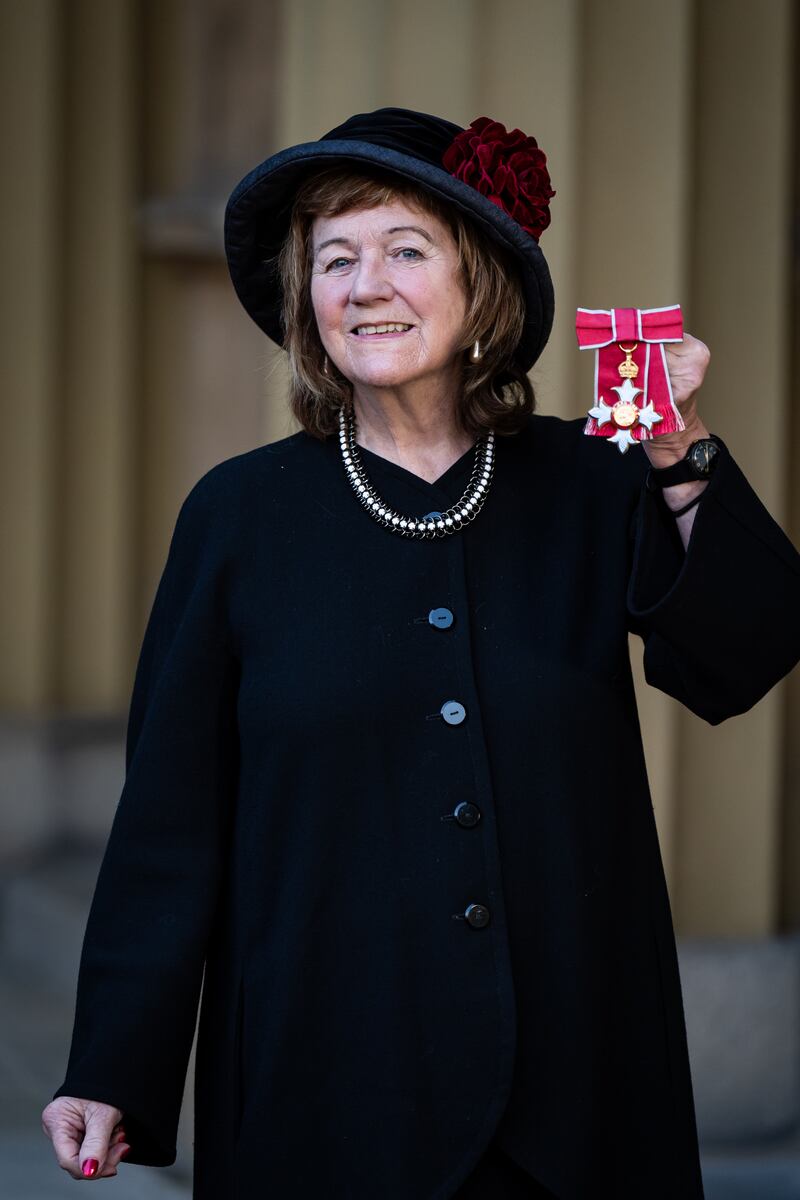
(42, 107, 800, 1198)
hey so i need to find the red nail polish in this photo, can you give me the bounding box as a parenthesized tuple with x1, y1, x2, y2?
(82, 1158, 100, 1177)
(120, 1146, 131, 1160)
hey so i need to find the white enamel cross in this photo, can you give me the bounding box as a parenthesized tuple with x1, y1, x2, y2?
(587, 375, 663, 453)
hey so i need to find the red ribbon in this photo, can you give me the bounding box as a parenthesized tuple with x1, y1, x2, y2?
(576, 305, 685, 445)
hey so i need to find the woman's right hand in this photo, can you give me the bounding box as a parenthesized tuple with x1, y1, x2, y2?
(41, 1096, 130, 1179)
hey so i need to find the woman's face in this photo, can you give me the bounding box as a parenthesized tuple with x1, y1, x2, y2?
(309, 199, 468, 393)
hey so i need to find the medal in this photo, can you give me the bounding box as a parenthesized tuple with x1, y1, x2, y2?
(587, 341, 664, 452)
(576, 306, 685, 454)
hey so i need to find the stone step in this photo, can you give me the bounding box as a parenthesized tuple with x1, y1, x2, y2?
(678, 934, 800, 1144)
(701, 1157, 800, 1200)
(0, 848, 102, 996)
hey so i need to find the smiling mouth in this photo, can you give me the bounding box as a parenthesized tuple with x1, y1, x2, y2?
(350, 322, 415, 337)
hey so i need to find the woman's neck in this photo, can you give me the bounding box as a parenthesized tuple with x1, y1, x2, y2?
(351, 381, 474, 485)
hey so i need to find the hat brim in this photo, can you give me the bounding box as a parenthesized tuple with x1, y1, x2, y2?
(224, 139, 555, 372)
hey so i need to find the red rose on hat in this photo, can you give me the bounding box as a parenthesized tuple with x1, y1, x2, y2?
(442, 116, 555, 240)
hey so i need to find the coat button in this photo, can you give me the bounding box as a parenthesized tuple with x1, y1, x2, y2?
(428, 607, 454, 629)
(464, 903, 491, 929)
(454, 802, 481, 828)
(441, 700, 466, 725)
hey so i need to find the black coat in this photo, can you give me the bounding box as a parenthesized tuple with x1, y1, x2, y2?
(54, 413, 800, 1199)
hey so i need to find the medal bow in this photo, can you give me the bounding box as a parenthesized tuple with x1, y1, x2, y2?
(576, 305, 685, 453)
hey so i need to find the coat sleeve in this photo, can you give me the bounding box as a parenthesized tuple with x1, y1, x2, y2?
(626, 433, 800, 725)
(52, 471, 240, 1166)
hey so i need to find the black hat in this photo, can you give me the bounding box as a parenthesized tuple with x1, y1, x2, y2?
(223, 107, 556, 372)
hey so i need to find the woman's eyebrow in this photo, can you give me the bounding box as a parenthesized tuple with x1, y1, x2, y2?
(383, 225, 434, 242)
(315, 236, 354, 255)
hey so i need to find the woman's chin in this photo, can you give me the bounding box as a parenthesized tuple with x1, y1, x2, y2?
(344, 367, 421, 389)
(340, 356, 448, 392)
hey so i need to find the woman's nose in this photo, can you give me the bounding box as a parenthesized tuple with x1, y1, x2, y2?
(348, 254, 394, 303)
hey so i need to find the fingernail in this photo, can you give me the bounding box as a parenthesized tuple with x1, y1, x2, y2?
(120, 1145, 131, 1160)
(82, 1158, 100, 1177)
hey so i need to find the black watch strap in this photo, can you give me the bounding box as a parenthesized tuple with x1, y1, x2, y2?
(645, 436, 721, 491)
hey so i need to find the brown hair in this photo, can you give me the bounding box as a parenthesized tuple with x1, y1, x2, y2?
(276, 166, 535, 439)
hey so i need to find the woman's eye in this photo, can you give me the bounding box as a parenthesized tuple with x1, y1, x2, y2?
(326, 257, 352, 271)
(394, 247, 422, 260)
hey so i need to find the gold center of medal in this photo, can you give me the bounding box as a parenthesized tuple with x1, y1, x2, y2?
(612, 401, 639, 429)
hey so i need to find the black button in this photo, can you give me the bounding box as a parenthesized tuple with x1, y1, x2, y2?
(454, 802, 481, 828)
(441, 700, 466, 725)
(428, 607, 454, 630)
(464, 903, 491, 929)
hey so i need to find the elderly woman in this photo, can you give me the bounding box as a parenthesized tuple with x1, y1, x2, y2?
(43, 108, 800, 1198)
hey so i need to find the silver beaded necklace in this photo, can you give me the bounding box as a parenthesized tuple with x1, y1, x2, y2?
(338, 403, 496, 538)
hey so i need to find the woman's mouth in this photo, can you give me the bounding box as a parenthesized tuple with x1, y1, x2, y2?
(350, 322, 415, 339)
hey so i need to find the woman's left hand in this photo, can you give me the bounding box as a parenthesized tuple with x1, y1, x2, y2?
(642, 331, 712, 465)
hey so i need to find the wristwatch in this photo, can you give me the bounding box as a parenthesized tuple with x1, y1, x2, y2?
(645, 436, 721, 491)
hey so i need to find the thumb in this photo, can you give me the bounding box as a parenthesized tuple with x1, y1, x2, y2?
(78, 1102, 122, 1178)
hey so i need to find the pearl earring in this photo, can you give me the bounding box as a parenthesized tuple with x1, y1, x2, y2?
(470, 340, 482, 362)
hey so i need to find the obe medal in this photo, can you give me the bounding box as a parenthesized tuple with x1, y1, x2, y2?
(576, 305, 686, 455)
(586, 343, 663, 454)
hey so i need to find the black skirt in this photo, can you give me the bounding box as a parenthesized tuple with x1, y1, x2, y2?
(451, 1139, 556, 1198)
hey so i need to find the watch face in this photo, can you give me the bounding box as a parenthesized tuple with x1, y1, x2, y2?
(689, 439, 719, 477)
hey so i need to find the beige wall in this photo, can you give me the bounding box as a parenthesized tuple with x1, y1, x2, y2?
(676, 0, 795, 935)
(1, 0, 61, 713)
(1, 0, 798, 936)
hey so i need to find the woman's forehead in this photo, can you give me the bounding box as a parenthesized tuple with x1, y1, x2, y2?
(312, 200, 447, 241)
